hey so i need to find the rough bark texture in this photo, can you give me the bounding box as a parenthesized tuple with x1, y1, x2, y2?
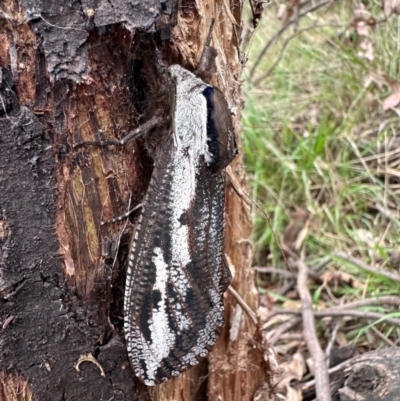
(299, 348, 400, 400)
(0, 0, 266, 400)
(337, 348, 400, 401)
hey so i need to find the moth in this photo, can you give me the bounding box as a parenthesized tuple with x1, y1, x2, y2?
(123, 39, 237, 384)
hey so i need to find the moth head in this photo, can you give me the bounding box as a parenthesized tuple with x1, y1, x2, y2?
(168, 64, 197, 85)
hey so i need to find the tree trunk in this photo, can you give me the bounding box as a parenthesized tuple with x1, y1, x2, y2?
(0, 0, 267, 400)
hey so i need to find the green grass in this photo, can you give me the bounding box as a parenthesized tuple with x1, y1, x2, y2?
(242, 1, 400, 347)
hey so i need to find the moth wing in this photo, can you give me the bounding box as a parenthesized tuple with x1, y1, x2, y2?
(124, 136, 229, 386)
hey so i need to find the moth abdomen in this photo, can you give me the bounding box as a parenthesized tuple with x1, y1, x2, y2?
(203, 86, 237, 171)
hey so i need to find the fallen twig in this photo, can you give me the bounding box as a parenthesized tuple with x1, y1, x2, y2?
(295, 258, 332, 401)
(254, 265, 321, 280)
(325, 320, 342, 361)
(263, 307, 400, 328)
(333, 251, 400, 283)
(331, 295, 400, 310)
(374, 203, 400, 227)
(277, 279, 297, 296)
(228, 285, 258, 325)
(312, 256, 332, 272)
(299, 358, 351, 393)
(253, 266, 297, 279)
(370, 326, 396, 347)
(250, 0, 337, 79)
(267, 317, 302, 346)
(253, 23, 342, 86)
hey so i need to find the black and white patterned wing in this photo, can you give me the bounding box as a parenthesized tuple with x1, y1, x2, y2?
(124, 65, 236, 386)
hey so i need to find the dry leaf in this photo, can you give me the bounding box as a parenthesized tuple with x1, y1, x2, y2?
(282, 300, 301, 310)
(354, 229, 378, 247)
(382, 0, 400, 17)
(321, 270, 363, 289)
(354, 2, 369, 19)
(336, 331, 348, 347)
(365, 71, 400, 110)
(358, 37, 374, 61)
(257, 306, 270, 325)
(285, 351, 306, 380)
(352, 1, 376, 35)
(383, 90, 400, 110)
(253, 383, 275, 401)
(277, 4, 287, 20)
(277, 4, 293, 27)
(353, 17, 376, 37)
(275, 352, 305, 401)
(283, 385, 302, 401)
(389, 251, 400, 268)
(273, 341, 302, 355)
(277, 352, 306, 389)
(349, 5, 376, 61)
(306, 357, 314, 376)
(367, 71, 400, 89)
(355, 21, 370, 36)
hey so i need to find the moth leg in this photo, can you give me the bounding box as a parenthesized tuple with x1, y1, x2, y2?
(101, 203, 142, 225)
(73, 115, 162, 148)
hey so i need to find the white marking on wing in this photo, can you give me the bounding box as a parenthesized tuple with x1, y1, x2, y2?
(140, 247, 175, 382)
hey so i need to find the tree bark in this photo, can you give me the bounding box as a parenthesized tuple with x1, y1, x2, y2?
(337, 348, 400, 401)
(0, 0, 267, 400)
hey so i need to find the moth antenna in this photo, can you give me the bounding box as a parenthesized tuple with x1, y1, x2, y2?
(205, 18, 215, 47)
(195, 19, 218, 82)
